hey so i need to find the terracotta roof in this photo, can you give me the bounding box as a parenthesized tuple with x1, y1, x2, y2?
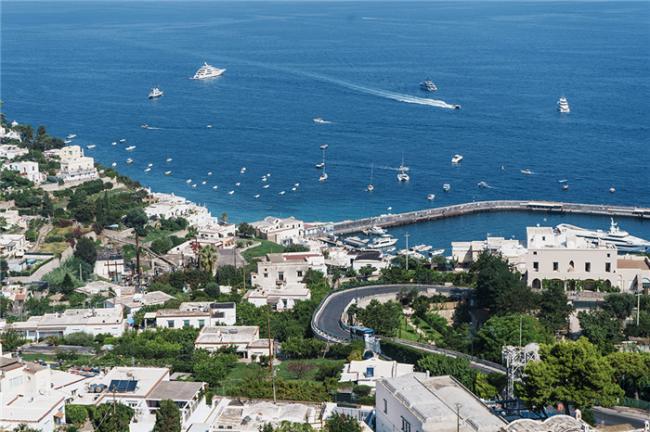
(617, 258, 650, 270)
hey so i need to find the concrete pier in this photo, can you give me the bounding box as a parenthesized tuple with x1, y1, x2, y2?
(315, 200, 650, 235)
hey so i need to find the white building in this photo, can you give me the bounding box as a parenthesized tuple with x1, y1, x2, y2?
(526, 226, 619, 290)
(0, 233, 27, 258)
(145, 192, 215, 228)
(340, 357, 414, 389)
(452, 236, 528, 273)
(209, 399, 323, 431)
(105, 291, 174, 314)
(375, 373, 506, 432)
(0, 209, 29, 230)
(194, 326, 273, 362)
(251, 216, 305, 245)
(73, 367, 207, 431)
(2, 161, 44, 184)
(0, 144, 28, 160)
(246, 252, 326, 310)
(197, 222, 236, 247)
(57, 145, 98, 183)
(154, 301, 237, 329)
(0, 124, 23, 142)
(0, 358, 68, 432)
(10, 305, 126, 340)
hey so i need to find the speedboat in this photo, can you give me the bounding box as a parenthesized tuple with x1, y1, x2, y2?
(164, 171, 172, 176)
(228, 190, 235, 195)
(294, 183, 300, 187)
(477, 181, 489, 188)
(111, 162, 117, 167)
(148, 87, 164, 99)
(207, 171, 213, 176)
(427, 194, 435, 201)
(319, 172, 328, 182)
(186, 179, 192, 184)
(64, 139, 72, 144)
(192, 184, 197, 189)
(126, 158, 133, 164)
(166, 157, 173, 163)
(263, 184, 270, 189)
(254, 194, 260, 198)
(206, 124, 213, 128)
(557, 219, 650, 252)
(240, 167, 246, 174)
(111, 142, 117, 146)
(320, 144, 329, 150)
(367, 184, 375, 192)
(192, 62, 226, 80)
(147, 163, 153, 168)
(144, 167, 151, 173)
(119, 138, 126, 143)
(212, 185, 218, 190)
(443, 183, 451, 192)
(66, 134, 77, 139)
(557, 97, 570, 113)
(451, 154, 463, 164)
(141, 124, 150, 129)
(315, 162, 325, 169)
(313, 117, 332, 125)
(235, 182, 240, 186)
(453, 105, 462, 110)
(429, 248, 445, 257)
(125, 145, 136, 151)
(279, 191, 286, 195)
(412, 244, 432, 252)
(202, 181, 207, 185)
(420, 79, 437, 92)
(87, 144, 96, 149)
(609, 187, 616, 193)
(521, 169, 534, 175)
(364, 226, 387, 236)
(369, 236, 398, 249)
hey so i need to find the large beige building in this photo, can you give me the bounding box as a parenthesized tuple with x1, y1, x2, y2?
(251, 216, 304, 245)
(57, 145, 98, 182)
(194, 326, 273, 362)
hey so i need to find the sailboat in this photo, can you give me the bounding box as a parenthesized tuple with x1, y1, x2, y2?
(319, 145, 328, 182)
(367, 163, 375, 192)
(397, 154, 410, 182)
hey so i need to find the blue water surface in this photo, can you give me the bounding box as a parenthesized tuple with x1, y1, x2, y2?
(2, 1, 649, 247)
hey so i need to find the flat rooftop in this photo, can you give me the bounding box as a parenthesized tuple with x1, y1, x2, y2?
(195, 326, 259, 345)
(381, 373, 506, 432)
(11, 305, 124, 330)
(147, 381, 205, 402)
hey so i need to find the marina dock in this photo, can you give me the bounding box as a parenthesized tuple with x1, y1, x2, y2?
(315, 200, 650, 236)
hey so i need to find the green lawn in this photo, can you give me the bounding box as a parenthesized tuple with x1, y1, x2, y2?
(20, 353, 58, 363)
(276, 358, 344, 381)
(242, 239, 284, 262)
(398, 316, 422, 342)
(38, 241, 69, 254)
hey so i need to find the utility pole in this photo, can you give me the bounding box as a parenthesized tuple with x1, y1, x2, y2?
(267, 315, 277, 404)
(637, 288, 641, 326)
(456, 403, 462, 432)
(405, 233, 410, 271)
(519, 315, 523, 347)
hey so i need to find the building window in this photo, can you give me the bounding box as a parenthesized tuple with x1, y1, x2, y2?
(585, 262, 591, 272)
(533, 262, 539, 272)
(383, 399, 388, 414)
(553, 262, 559, 271)
(183, 320, 190, 328)
(607, 253, 611, 258)
(401, 417, 411, 432)
(365, 367, 374, 377)
(297, 270, 303, 277)
(605, 262, 611, 272)
(264, 273, 268, 278)
(167, 320, 174, 328)
(278, 271, 284, 281)
(198, 319, 205, 328)
(533, 251, 537, 255)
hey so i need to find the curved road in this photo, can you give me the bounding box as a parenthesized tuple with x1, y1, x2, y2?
(311, 284, 506, 374)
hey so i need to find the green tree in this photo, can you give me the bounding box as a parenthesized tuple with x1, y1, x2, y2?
(0, 329, 26, 351)
(41, 193, 54, 218)
(357, 265, 375, 280)
(578, 310, 623, 354)
(476, 314, 551, 362)
(95, 191, 111, 230)
(0, 296, 12, 318)
(237, 222, 256, 238)
(192, 350, 239, 387)
(472, 252, 537, 316)
(602, 293, 636, 321)
(324, 413, 362, 432)
(74, 237, 97, 266)
(65, 405, 88, 425)
(538, 285, 572, 333)
(417, 354, 476, 391)
(124, 208, 148, 235)
(198, 244, 218, 274)
(153, 400, 181, 432)
(90, 403, 134, 432)
(59, 272, 76, 296)
(517, 338, 624, 413)
(606, 351, 650, 400)
(357, 300, 403, 337)
(151, 237, 174, 255)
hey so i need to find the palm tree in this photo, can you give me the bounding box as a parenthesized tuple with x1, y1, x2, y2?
(198, 244, 218, 274)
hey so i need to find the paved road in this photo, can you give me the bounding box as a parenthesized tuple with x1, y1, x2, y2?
(312, 284, 468, 342)
(592, 406, 649, 428)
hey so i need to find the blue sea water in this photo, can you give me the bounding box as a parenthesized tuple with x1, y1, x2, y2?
(2, 1, 649, 248)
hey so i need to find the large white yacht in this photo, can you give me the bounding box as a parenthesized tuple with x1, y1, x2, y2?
(397, 155, 410, 182)
(557, 219, 650, 252)
(369, 236, 398, 249)
(557, 97, 570, 113)
(192, 63, 226, 80)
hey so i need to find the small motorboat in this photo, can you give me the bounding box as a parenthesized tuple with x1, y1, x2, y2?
(111, 142, 117, 146)
(66, 134, 77, 139)
(420, 79, 437, 92)
(206, 124, 213, 128)
(126, 158, 134, 164)
(125, 145, 136, 151)
(320, 144, 329, 150)
(212, 185, 218, 190)
(192, 184, 197, 189)
(291, 187, 297, 192)
(64, 139, 72, 144)
(279, 191, 286, 195)
(240, 167, 247, 174)
(140, 124, 149, 129)
(111, 162, 117, 167)
(429, 248, 445, 257)
(87, 144, 96, 149)
(609, 187, 616, 193)
(313, 117, 332, 125)
(520, 169, 534, 175)
(186, 179, 192, 184)
(315, 162, 325, 169)
(319, 172, 328, 182)
(147, 163, 153, 168)
(148, 87, 164, 99)
(228, 190, 235, 195)
(367, 184, 375, 192)
(562, 183, 569, 191)
(294, 183, 300, 187)
(202, 181, 207, 185)
(263, 184, 270, 189)
(443, 183, 451, 192)
(254, 194, 260, 198)
(166, 157, 173, 163)
(207, 171, 212, 176)
(478, 181, 489, 188)
(235, 182, 241, 187)
(427, 194, 435, 201)
(144, 167, 151, 173)
(451, 154, 463, 164)
(119, 138, 126, 143)
(164, 171, 172, 176)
